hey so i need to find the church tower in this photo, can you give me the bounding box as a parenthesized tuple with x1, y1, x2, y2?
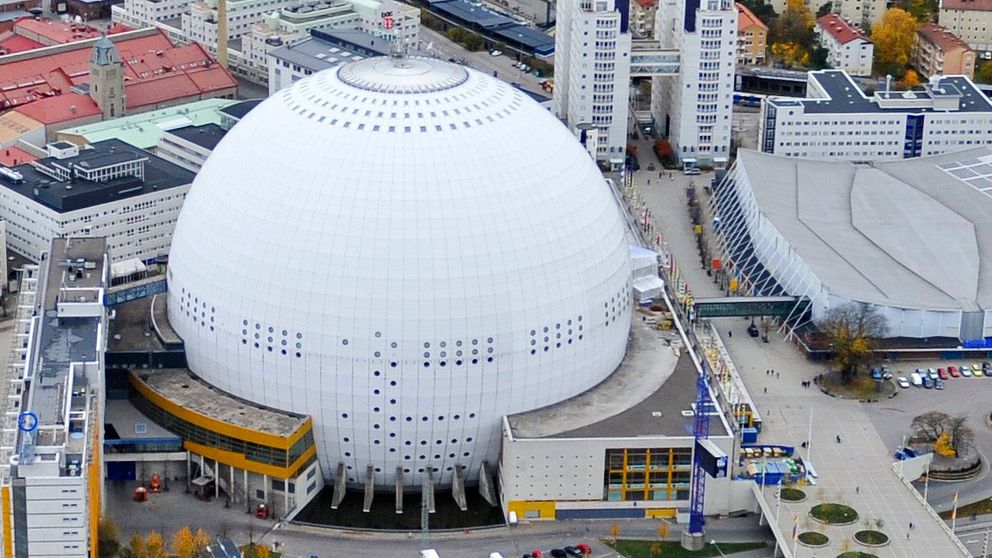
(89, 36, 125, 119)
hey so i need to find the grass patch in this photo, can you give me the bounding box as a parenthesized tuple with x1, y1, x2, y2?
(781, 487, 807, 502)
(853, 530, 888, 546)
(820, 372, 894, 400)
(797, 532, 829, 546)
(606, 540, 767, 557)
(836, 553, 879, 558)
(939, 497, 992, 519)
(810, 503, 859, 525)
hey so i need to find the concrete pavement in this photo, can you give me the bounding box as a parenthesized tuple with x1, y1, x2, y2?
(627, 147, 969, 556)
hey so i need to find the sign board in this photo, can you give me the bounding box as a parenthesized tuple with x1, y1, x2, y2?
(382, 11, 394, 29)
(711, 258, 721, 270)
(694, 297, 805, 318)
(696, 438, 728, 478)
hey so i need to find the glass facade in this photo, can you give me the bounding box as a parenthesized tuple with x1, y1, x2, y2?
(605, 447, 692, 501)
(129, 384, 315, 473)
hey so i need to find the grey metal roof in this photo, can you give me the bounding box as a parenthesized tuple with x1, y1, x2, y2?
(733, 149, 992, 311)
(429, 0, 514, 29)
(269, 31, 388, 73)
(32, 238, 106, 429)
(1, 139, 193, 213)
(508, 317, 729, 439)
(218, 98, 261, 121)
(768, 70, 992, 114)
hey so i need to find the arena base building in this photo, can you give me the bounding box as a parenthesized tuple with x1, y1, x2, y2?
(713, 149, 992, 343)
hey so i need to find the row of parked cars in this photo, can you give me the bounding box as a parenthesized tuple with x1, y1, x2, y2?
(893, 362, 992, 389)
(520, 545, 591, 558)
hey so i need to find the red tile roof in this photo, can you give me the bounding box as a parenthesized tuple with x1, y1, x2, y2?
(817, 14, 870, 44)
(941, 0, 992, 11)
(0, 146, 38, 166)
(13, 93, 101, 125)
(13, 19, 118, 45)
(0, 29, 236, 116)
(633, 0, 656, 8)
(0, 32, 44, 54)
(736, 2, 768, 31)
(917, 22, 971, 53)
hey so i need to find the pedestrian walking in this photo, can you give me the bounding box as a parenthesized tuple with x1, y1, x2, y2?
(763, 387, 767, 394)
(776, 371, 780, 379)
(909, 522, 914, 530)
(728, 330, 732, 338)
(855, 486, 860, 494)
(836, 435, 842, 444)
(647, 179, 651, 185)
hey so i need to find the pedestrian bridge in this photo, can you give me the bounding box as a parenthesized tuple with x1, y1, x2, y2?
(630, 40, 680, 77)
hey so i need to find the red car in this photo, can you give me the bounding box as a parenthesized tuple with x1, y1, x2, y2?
(938, 368, 949, 380)
(574, 544, 593, 556)
(531, 551, 545, 558)
(949, 366, 960, 378)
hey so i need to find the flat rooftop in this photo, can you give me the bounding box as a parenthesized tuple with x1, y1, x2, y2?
(508, 311, 729, 439)
(1, 139, 194, 212)
(733, 148, 992, 312)
(165, 123, 227, 151)
(769, 70, 992, 114)
(134, 369, 307, 439)
(32, 237, 106, 428)
(108, 295, 168, 352)
(269, 30, 390, 73)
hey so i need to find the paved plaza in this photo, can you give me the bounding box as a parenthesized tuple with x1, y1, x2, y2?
(628, 144, 970, 557)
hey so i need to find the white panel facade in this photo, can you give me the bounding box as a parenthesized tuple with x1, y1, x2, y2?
(553, 0, 632, 166)
(0, 186, 189, 264)
(652, 0, 737, 166)
(168, 57, 633, 488)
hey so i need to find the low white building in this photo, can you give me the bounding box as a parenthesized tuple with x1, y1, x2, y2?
(0, 140, 194, 264)
(815, 14, 872, 76)
(156, 123, 228, 172)
(759, 70, 992, 161)
(267, 28, 390, 94)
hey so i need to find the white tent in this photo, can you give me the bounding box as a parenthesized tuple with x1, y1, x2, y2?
(629, 245, 664, 302)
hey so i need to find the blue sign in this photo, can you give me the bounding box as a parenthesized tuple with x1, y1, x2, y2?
(962, 339, 992, 349)
(17, 412, 37, 432)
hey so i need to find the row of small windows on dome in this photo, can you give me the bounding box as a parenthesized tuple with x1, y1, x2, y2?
(240, 320, 304, 357)
(178, 290, 215, 332)
(295, 76, 514, 109)
(604, 285, 632, 327)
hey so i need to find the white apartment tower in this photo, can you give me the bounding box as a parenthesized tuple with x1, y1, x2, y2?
(652, 0, 736, 167)
(553, 0, 632, 167)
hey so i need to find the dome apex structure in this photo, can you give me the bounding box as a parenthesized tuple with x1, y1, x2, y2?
(167, 57, 632, 489)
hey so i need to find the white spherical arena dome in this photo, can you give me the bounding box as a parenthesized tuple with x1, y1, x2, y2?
(167, 55, 632, 488)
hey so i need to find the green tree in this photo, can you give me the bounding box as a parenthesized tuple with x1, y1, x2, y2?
(977, 60, 992, 84)
(818, 302, 887, 383)
(815, 2, 832, 17)
(872, 8, 918, 76)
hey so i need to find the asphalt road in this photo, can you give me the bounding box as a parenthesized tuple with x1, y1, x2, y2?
(418, 27, 548, 96)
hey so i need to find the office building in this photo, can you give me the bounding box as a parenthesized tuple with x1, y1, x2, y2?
(652, 0, 738, 168)
(913, 22, 975, 80)
(553, 0, 632, 167)
(0, 237, 108, 557)
(266, 28, 389, 93)
(759, 70, 992, 161)
(0, 139, 194, 263)
(815, 14, 872, 76)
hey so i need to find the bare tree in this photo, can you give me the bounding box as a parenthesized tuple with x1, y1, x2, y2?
(817, 303, 888, 383)
(911, 412, 973, 453)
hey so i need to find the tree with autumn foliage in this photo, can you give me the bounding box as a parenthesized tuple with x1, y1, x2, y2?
(172, 526, 213, 558)
(769, 0, 817, 68)
(872, 8, 918, 76)
(901, 68, 921, 87)
(818, 302, 887, 383)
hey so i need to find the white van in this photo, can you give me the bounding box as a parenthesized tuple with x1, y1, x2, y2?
(910, 372, 923, 387)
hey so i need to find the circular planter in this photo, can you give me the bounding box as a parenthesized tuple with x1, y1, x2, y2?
(854, 530, 890, 547)
(836, 553, 879, 558)
(797, 531, 829, 547)
(781, 487, 807, 503)
(810, 503, 859, 526)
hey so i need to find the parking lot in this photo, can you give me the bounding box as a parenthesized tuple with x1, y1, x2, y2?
(863, 359, 992, 513)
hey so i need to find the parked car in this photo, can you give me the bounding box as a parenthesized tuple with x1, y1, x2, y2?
(564, 547, 584, 557)
(490, 49, 503, 56)
(896, 376, 910, 389)
(550, 550, 568, 558)
(747, 323, 760, 337)
(962, 366, 973, 377)
(938, 368, 949, 380)
(530, 551, 545, 558)
(871, 368, 883, 380)
(927, 368, 939, 379)
(923, 376, 934, 388)
(935, 378, 945, 390)
(685, 167, 701, 176)
(973, 363, 983, 375)
(910, 372, 923, 386)
(974, 367, 984, 377)
(574, 544, 593, 555)
(949, 365, 960, 378)
(984, 360, 991, 372)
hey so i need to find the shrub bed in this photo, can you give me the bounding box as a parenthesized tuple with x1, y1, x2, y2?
(810, 503, 859, 525)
